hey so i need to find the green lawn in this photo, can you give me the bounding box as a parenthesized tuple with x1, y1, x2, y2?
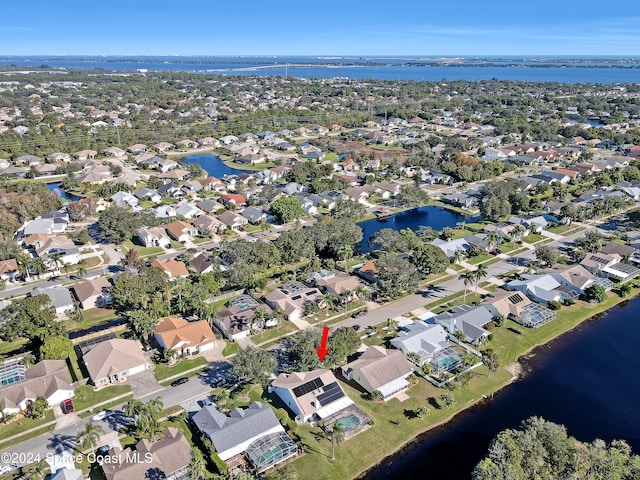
(0, 338, 28, 356)
(252, 322, 299, 345)
(66, 307, 118, 332)
(0, 410, 55, 444)
(121, 240, 164, 257)
(72, 384, 132, 412)
(222, 343, 240, 356)
(523, 233, 543, 244)
(468, 253, 493, 265)
(155, 357, 208, 382)
(432, 292, 483, 313)
(289, 370, 512, 480)
(547, 224, 575, 235)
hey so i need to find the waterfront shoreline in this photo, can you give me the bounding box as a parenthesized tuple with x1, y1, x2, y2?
(355, 291, 637, 480)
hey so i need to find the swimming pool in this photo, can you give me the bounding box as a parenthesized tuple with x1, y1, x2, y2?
(335, 413, 360, 430)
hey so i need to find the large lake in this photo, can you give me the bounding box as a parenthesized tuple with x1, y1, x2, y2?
(358, 206, 479, 253)
(184, 154, 248, 178)
(364, 296, 640, 480)
(2, 56, 640, 83)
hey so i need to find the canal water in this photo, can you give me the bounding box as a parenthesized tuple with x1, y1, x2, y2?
(363, 297, 640, 480)
(184, 154, 248, 177)
(47, 182, 83, 201)
(358, 206, 480, 253)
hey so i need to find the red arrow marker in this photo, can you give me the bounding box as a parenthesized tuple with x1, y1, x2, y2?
(316, 326, 330, 362)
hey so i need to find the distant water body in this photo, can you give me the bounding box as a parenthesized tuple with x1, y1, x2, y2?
(2, 56, 640, 83)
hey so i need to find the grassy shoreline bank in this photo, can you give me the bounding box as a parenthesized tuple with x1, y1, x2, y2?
(291, 289, 639, 480)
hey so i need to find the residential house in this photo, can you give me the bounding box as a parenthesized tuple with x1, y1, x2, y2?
(442, 192, 479, 209)
(0, 259, 18, 282)
(75, 150, 97, 161)
(158, 169, 190, 181)
(82, 339, 150, 386)
(218, 211, 248, 231)
(103, 146, 126, 158)
(264, 281, 324, 322)
(31, 286, 75, 315)
(241, 206, 267, 224)
(192, 214, 226, 237)
(482, 288, 556, 328)
(175, 202, 204, 219)
(220, 194, 247, 208)
(542, 264, 614, 293)
(153, 317, 217, 356)
(431, 238, 470, 258)
(507, 274, 579, 305)
(136, 226, 172, 249)
(189, 252, 217, 274)
(270, 369, 354, 423)
(133, 188, 162, 204)
(601, 241, 636, 260)
(434, 305, 494, 345)
(110, 191, 138, 208)
(155, 205, 177, 219)
(192, 402, 297, 471)
(390, 321, 460, 372)
(151, 258, 189, 280)
(341, 346, 413, 401)
(165, 220, 197, 243)
(0, 360, 73, 416)
(196, 199, 224, 214)
(72, 277, 112, 310)
(580, 251, 640, 283)
(101, 428, 191, 480)
(214, 295, 275, 340)
(317, 273, 360, 297)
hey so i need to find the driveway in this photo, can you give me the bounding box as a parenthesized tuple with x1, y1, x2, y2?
(128, 370, 163, 398)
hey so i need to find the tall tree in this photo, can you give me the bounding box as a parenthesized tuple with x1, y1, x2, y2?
(231, 346, 277, 386)
(76, 422, 105, 451)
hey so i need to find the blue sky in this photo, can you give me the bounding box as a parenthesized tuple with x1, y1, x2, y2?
(2, 0, 639, 56)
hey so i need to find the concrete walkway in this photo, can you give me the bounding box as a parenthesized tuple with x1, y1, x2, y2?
(289, 317, 312, 330)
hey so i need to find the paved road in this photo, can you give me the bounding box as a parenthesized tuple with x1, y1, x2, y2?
(1, 362, 232, 468)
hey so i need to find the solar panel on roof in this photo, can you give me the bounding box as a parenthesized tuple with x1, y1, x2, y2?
(292, 377, 324, 397)
(508, 294, 524, 304)
(317, 381, 345, 406)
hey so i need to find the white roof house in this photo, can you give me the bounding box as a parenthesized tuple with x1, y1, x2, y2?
(431, 238, 470, 258)
(390, 322, 450, 365)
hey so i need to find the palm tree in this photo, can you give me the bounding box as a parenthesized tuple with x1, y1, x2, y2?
(331, 422, 346, 460)
(19, 353, 36, 368)
(354, 285, 369, 306)
(511, 224, 526, 245)
(49, 252, 63, 276)
(415, 406, 430, 419)
(452, 249, 466, 265)
(473, 264, 488, 293)
(524, 260, 538, 275)
(30, 258, 46, 279)
(459, 272, 474, 302)
(324, 292, 339, 312)
(337, 245, 353, 270)
(76, 422, 104, 451)
(63, 263, 71, 281)
(486, 232, 500, 251)
(77, 264, 87, 278)
(17, 255, 31, 281)
(187, 449, 207, 480)
(123, 399, 143, 419)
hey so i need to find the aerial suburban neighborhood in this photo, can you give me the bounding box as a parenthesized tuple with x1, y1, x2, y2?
(0, 67, 639, 480)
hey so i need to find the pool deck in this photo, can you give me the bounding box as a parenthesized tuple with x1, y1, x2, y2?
(323, 404, 371, 440)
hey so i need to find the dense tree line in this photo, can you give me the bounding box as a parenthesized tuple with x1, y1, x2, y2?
(473, 417, 640, 480)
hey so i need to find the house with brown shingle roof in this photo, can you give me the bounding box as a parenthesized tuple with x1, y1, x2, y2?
(0, 259, 18, 282)
(264, 281, 324, 322)
(165, 220, 197, 243)
(151, 258, 189, 280)
(102, 427, 191, 480)
(82, 339, 149, 386)
(341, 346, 413, 401)
(317, 273, 360, 297)
(72, 277, 112, 310)
(158, 169, 190, 181)
(0, 360, 73, 416)
(153, 317, 216, 356)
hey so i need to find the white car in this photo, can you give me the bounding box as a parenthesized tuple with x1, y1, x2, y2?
(91, 410, 113, 421)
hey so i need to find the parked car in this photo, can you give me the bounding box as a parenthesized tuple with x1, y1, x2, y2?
(62, 399, 74, 414)
(351, 311, 366, 319)
(92, 410, 113, 421)
(171, 377, 189, 387)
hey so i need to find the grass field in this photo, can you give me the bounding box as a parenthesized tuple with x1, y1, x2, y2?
(0, 410, 55, 444)
(154, 357, 208, 382)
(72, 384, 132, 412)
(66, 307, 118, 332)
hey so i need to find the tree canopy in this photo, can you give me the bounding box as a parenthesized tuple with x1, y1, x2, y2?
(473, 417, 640, 480)
(231, 346, 277, 386)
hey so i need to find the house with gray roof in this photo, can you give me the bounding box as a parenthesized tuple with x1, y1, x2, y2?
(390, 321, 450, 366)
(507, 274, 579, 305)
(193, 401, 296, 470)
(431, 238, 470, 258)
(175, 202, 204, 219)
(434, 305, 494, 345)
(32, 286, 74, 315)
(241, 206, 267, 224)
